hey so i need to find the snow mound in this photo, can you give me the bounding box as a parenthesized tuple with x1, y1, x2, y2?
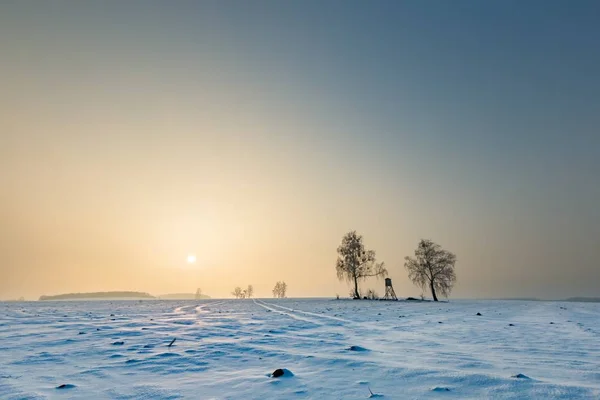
(56, 384, 76, 390)
(347, 345, 369, 352)
(270, 368, 294, 378)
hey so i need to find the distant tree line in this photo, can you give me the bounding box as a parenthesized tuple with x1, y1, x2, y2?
(272, 281, 287, 298)
(232, 285, 254, 299)
(230, 282, 289, 299)
(39, 291, 155, 301)
(336, 231, 457, 301)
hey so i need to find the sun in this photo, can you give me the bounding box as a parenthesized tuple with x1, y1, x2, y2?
(186, 254, 197, 264)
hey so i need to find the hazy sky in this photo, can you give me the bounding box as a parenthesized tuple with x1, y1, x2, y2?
(1, 1, 599, 300)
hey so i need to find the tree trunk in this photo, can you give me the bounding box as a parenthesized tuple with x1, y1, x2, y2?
(353, 275, 360, 299)
(430, 280, 438, 301)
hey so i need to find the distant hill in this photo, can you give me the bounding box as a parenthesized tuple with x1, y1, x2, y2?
(479, 297, 600, 303)
(562, 297, 600, 303)
(39, 291, 155, 301)
(157, 293, 211, 300)
(492, 297, 542, 301)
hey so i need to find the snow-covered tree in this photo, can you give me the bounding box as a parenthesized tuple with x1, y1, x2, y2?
(404, 239, 457, 301)
(336, 231, 387, 299)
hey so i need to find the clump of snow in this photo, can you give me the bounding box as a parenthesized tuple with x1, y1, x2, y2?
(511, 373, 531, 379)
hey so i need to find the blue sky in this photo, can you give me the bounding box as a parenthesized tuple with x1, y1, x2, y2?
(1, 1, 599, 299)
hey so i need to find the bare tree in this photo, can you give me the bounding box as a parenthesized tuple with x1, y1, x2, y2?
(336, 231, 387, 299)
(232, 287, 243, 299)
(246, 285, 254, 298)
(404, 239, 457, 301)
(195, 288, 202, 300)
(272, 281, 287, 298)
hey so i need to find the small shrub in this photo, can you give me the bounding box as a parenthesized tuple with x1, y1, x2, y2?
(366, 289, 379, 300)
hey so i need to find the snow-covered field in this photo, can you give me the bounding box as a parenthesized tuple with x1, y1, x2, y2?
(1, 299, 599, 399)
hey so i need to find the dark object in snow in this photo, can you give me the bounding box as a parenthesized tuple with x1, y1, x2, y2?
(168, 338, 176, 347)
(56, 384, 76, 389)
(512, 373, 530, 379)
(78, 331, 85, 335)
(550, 322, 554, 324)
(348, 345, 369, 352)
(432, 387, 450, 392)
(271, 369, 284, 378)
(368, 386, 383, 398)
(476, 312, 482, 316)
(112, 341, 125, 345)
(271, 368, 293, 378)
(110, 314, 114, 317)
(509, 324, 515, 326)
(406, 297, 419, 301)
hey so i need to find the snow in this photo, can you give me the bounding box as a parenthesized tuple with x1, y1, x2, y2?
(1, 299, 599, 399)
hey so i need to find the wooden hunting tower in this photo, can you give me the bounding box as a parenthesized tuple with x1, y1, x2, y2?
(383, 278, 398, 300)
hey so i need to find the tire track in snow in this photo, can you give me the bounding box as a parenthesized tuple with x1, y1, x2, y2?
(256, 300, 400, 335)
(257, 300, 352, 324)
(172, 304, 197, 314)
(253, 300, 323, 326)
(194, 301, 227, 314)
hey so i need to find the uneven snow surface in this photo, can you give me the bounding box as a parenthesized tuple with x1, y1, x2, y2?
(1, 299, 599, 399)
